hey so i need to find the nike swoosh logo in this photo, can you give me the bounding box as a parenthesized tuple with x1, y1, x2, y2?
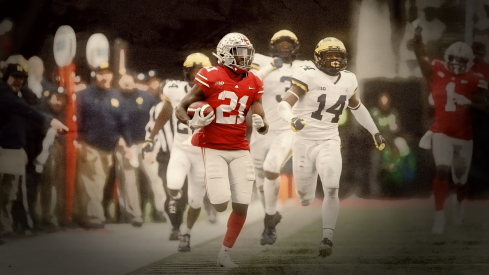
(249, 87, 255, 89)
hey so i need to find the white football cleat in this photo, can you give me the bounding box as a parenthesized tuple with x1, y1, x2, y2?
(432, 210, 445, 235)
(217, 254, 238, 268)
(452, 196, 465, 226)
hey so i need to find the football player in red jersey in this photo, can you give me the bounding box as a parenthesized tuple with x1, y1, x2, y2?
(175, 32, 268, 268)
(413, 27, 489, 234)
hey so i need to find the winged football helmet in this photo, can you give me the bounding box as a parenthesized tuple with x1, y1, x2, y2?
(314, 37, 348, 76)
(183, 53, 211, 82)
(269, 29, 300, 61)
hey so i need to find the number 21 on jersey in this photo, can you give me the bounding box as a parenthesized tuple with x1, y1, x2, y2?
(216, 91, 249, 124)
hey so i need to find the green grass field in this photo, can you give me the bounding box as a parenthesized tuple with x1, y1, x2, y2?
(131, 199, 489, 275)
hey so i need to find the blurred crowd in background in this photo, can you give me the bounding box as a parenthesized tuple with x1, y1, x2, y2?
(0, 0, 488, 242)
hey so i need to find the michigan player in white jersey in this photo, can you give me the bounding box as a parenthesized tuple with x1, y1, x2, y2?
(277, 37, 386, 257)
(250, 30, 315, 246)
(142, 53, 212, 252)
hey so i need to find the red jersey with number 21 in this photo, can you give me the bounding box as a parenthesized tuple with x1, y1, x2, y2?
(192, 65, 264, 150)
(429, 60, 486, 140)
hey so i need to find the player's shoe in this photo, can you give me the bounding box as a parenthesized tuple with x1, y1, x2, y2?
(178, 234, 190, 252)
(318, 238, 333, 258)
(217, 254, 238, 268)
(260, 212, 282, 245)
(432, 211, 445, 235)
(260, 227, 277, 245)
(452, 196, 464, 226)
(169, 229, 180, 241)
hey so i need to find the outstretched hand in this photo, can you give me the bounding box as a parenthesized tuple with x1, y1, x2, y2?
(50, 119, 68, 132)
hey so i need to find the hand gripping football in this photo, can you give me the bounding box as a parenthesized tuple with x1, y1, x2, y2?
(187, 101, 214, 118)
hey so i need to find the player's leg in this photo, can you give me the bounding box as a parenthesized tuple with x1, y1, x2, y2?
(202, 148, 231, 212)
(431, 133, 454, 234)
(217, 150, 255, 268)
(450, 138, 473, 225)
(178, 152, 206, 252)
(315, 140, 342, 258)
(166, 146, 191, 240)
(292, 140, 319, 206)
(139, 144, 166, 223)
(261, 131, 293, 245)
(250, 132, 271, 209)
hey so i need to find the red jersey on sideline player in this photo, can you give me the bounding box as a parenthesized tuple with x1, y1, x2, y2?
(429, 59, 486, 140)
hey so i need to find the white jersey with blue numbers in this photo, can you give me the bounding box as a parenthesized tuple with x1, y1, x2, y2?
(162, 80, 200, 153)
(252, 53, 315, 131)
(291, 64, 357, 141)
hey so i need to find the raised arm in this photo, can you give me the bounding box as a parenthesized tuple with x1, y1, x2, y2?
(412, 26, 434, 83)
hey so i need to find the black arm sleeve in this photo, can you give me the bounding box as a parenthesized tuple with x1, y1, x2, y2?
(0, 92, 52, 125)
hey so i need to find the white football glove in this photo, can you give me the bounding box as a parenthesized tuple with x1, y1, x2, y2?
(454, 94, 472, 106)
(252, 114, 265, 130)
(188, 107, 215, 129)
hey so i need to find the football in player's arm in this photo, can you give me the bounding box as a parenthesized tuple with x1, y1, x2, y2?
(175, 33, 267, 268)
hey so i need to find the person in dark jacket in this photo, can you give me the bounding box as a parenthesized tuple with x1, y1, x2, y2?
(0, 63, 67, 239)
(74, 63, 132, 229)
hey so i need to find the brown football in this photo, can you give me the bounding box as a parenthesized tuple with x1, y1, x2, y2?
(187, 101, 214, 118)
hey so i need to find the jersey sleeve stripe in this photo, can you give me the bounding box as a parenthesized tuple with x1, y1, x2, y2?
(348, 101, 361, 110)
(258, 91, 264, 94)
(286, 90, 300, 100)
(292, 78, 308, 93)
(196, 73, 208, 80)
(163, 95, 171, 102)
(195, 77, 210, 88)
(251, 63, 260, 70)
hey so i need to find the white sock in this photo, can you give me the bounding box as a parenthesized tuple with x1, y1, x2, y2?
(323, 228, 334, 241)
(180, 224, 191, 235)
(255, 172, 266, 209)
(219, 245, 232, 257)
(322, 188, 339, 241)
(264, 177, 281, 215)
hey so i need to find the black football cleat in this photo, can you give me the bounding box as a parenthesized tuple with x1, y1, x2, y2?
(169, 229, 180, 241)
(178, 234, 190, 252)
(318, 238, 333, 258)
(260, 227, 277, 245)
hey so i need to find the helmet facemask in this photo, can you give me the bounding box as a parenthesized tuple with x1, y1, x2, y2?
(315, 50, 347, 76)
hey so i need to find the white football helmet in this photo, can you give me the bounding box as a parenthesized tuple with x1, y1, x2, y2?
(213, 32, 254, 74)
(444, 41, 475, 75)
